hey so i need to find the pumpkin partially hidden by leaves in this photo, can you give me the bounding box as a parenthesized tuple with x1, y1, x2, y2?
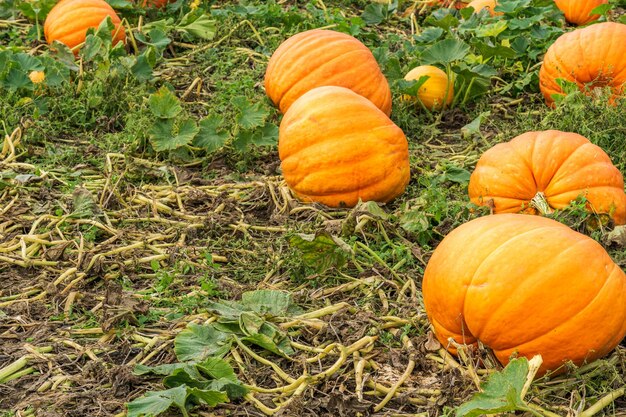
(279, 86, 410, 208)
(467, 0, 502, 16)
(423, 214, 626, 375)
(265, 29, 392, 115)
(554, 0, 608, 25)
(138, 0, 171, 7)
(44, 0, 126, 53)
(539, 22, 626, 106)
(469, 130, 626, 224)
(403, 66, 454, 111)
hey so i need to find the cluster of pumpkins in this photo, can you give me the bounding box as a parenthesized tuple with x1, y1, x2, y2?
(264, 15, 626, 375)
(39, 0, 626, 375)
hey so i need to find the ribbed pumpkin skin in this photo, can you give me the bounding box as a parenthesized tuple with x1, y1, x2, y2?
(404, 66, 454, 110)
(554, 0, 608, 25)
(279, 86, 410, 208)
(539, 22, 626, 106)
(265, 29, 392, 116)
(467, 0, 502, 15)
(44, 0, 126, 52)
(469, 130, 626, 224)
(423, 214, 626, 375)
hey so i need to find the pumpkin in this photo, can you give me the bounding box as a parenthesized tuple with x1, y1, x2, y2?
(554, 0, 608, 25)
(539, 22, 626, 106)
(44, 0, 126, 53)
(403, 65, 454, 111)
(279, 86, 410, 208)
(423, 214, 626, 375)
(265, 29, 392, 115)
(469, 130, 626, 225)
(467, 0, 502, 16)
(139, 0, 171, 7)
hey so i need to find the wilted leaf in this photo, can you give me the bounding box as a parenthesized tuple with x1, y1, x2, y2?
(174, 323, 232, 362)
(289, 232, 349, 273)
(127, 386, 188, 417)
(241, 290, 295, 317)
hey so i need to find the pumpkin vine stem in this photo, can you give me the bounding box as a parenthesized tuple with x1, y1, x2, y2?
(530, 192, 554, 215)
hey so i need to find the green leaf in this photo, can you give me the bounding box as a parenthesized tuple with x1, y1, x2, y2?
(362, 4, 385, 25)
(421, 39, 470, 65)
(289, 232, 349, 273)
(397, 75, 430, 97)
(241, 332, 294, 357)
(149, 86, 182, 119)
(174, 323, 232, 362)
(127, 386, 188, 417)
(134, 363, 199, 377)
(251, 123, 278, 147)
(455, 357, 531, 417)
(196, 357, 238, 382)
(150, 119, 199, 152)
(177, 14, 217, 40)
(590, 3, 612, 15)
(461, 111, 490, 137)
(232, 97, 269, 130)
(186, 387, 229, 406)
(442, 166, 471, 185)
(131, 54, 154, 82)
(193, 115, 229, 152)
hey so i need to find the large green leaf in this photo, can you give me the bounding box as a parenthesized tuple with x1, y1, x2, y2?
(421, 39, 470, 65)
(149, 86, 182, 119)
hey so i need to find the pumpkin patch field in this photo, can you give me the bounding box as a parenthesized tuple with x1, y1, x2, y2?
(3, 1, 626, 416)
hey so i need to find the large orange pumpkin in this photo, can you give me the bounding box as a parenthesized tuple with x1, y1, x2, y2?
(539, 22, 626, 106)
(44, 0, 126, 53)
(423, 214, 626, 375)
(279, 86, 410, 208)
(468, 130, 626, 224)
(554, 0, 608, 25)
(265, 29, 392, 116)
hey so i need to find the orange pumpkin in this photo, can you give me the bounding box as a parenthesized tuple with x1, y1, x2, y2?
(554, 0, 608, 25)
(539, 22, 626, 106)
(403, 65, 454, 111)
(265, 29, 392, 116)
(469, 130, 626, 225)
(423, 213, 626, 375)
(139, 0, 171, 7)
(279, 86, 410, 208)
(44, 0, 126, 53)
(467, 0, 502, 16)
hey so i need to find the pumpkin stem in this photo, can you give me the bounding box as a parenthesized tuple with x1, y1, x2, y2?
(530, 192, 553, 215)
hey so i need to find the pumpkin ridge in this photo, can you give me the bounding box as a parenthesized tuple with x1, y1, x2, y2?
(473, 237, 595, 350)
(461, 225, 563, 335)
(270, 35, 358, 105)
(538, 137, 588, 194)
(493, 262, 623, 364)
(508, 141, 539, 193)
(271, 36, 370, 109)
(285, 128, 405, 193)
(280, 114, 395, 161)
(278, 49, 381, 113)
